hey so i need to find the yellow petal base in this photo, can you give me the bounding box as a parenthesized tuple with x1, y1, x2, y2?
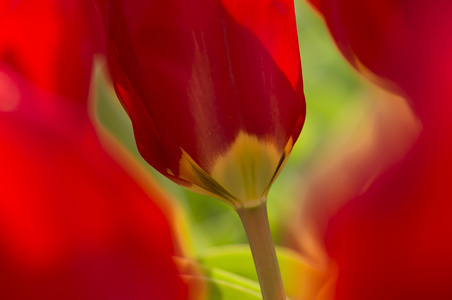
(177, 131, 293, 209)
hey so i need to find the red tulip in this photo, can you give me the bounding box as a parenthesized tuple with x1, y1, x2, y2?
(306, 0, 452, 299)
(95, 0, 305, 208)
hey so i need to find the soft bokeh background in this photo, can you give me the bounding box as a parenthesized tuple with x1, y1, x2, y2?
(5, 0, 451, 298)
(1, 0, 429, 299)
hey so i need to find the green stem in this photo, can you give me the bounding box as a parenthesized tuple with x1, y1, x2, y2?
(237, 202, 286, 300)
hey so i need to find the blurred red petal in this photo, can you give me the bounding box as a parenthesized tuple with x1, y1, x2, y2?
(307, 0, 452, 299)
(0, 0, 104, 103)
(309, 0, 452, 116)
(0, 64, 189, 299)
(326, 131, 452, 299)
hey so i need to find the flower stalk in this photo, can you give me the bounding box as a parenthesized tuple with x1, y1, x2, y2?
(237, 202, 286, 300)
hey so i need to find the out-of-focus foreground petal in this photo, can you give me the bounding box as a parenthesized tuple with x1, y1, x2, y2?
(305, 0, 452, 299)
(95, 0, 305, 208)
(0, 0, 104, 104)
(308, 0, 452, 116)
(288, 84, 420, 265)
(323, 114, 452, 299)
(0, 0, 190, 298)
(0, 65, 188, 300)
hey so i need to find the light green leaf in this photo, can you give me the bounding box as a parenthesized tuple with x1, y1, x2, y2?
(201, 267, 262, 300)
(176, 256, 262, 300)
(198, 245, 331, 300)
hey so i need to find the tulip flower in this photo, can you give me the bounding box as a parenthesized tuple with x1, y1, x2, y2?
(95, 0, 305, 298)
(95, 0, 305, 209)
(306, 0, 452, 299)
(1, 0, 190, 298)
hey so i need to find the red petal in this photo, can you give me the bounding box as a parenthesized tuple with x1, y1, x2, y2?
(310, 0, 452, 118)
(0, 0, 104, 103)
(326, 128, 452, 300)
(0, 54, 188, 300)
(310, 1, 452, 298)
